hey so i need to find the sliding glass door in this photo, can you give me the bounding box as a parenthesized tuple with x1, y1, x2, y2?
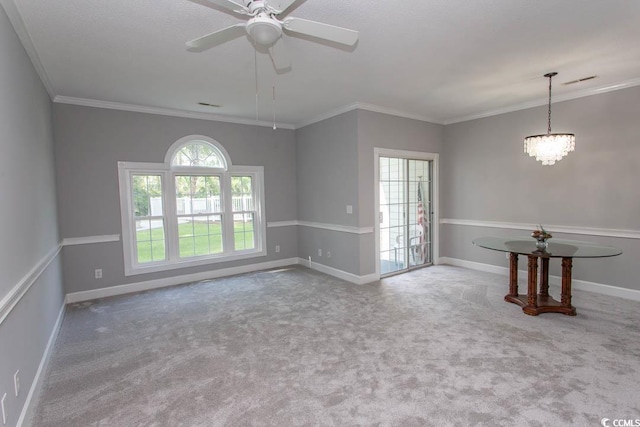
(379, 156, 433, 276)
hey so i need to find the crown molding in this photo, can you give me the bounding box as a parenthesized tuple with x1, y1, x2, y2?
(294, 104, 360, 129)
(295, 102, 443, 129)
(355, 103, 442, 125)
(1, 0, 56, 99)
(52, 76, 640, 130)
(444, 77, 640, 125)
(53, 96, 296, 130)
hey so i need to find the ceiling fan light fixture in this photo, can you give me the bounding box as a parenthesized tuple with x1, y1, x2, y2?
(246, 14, 282, 46)
(524, 72, 575, 166)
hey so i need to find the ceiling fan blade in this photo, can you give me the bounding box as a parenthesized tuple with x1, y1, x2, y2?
(201, 0, 250, 14)
(268, 37, 291, 71)
(267, 0, 300, 15)
(186, 23, 247, 51)
(282, 17, 358, 46)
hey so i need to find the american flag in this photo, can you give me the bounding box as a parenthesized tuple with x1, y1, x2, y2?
(417, 180, 424, 227)
(417, 179, 427, 263)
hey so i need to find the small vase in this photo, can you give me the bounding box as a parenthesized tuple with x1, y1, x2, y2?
(535, 238, 548, 250)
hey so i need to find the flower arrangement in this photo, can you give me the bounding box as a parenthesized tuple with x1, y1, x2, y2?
(531, 224, 552, 240)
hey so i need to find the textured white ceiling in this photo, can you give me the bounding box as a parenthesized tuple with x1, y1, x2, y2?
(8, 0, 640, 127)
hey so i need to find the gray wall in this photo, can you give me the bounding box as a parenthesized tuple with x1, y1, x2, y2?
(357, 110, 444, 275)
(0, 5, 64, 426)
(442, 86, 640, 291)
(54, 104, 298, 294)
(296, 110, 359, 227)
(357, 110, 444, 228)
(296, 109, 444, 276)
(295, 110, 360, 273)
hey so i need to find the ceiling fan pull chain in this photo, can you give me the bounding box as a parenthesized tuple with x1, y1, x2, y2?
(254, 41, 259, 121)
(272, 85, 277, 130)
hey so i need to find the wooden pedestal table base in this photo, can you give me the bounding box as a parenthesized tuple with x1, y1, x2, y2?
(504, 253, 576, 316)
(473, 237, 622, 317)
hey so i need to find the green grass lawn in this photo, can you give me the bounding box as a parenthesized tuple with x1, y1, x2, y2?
(136, 221, 254, 263)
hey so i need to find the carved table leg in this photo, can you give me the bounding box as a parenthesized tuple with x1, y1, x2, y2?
(508, 252, 519, 297)
(539, 257, 549, 298)
(561, 257, 577, 316)
(523, 255, 539, 315)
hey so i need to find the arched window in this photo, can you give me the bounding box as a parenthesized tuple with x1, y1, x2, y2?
(118, 135, 265, 276)
(167, 137, 229, 169)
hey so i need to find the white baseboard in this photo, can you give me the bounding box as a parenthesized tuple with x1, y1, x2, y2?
(439, 257, 512, 277)
(65, 258, 299, 303)
(17, 303, 66, 427)
(67, 257, 381, 304)
(297, 258, 379, 285)
(439, 257, 640, 302)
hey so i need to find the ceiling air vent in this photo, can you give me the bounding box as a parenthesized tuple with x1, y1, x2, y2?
(562, 75, 598, 85)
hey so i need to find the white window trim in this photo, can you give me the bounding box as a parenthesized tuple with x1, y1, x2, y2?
(118, 139, 267, 276)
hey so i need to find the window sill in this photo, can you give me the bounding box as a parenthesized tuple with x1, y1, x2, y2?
(124, 248, 267, 276)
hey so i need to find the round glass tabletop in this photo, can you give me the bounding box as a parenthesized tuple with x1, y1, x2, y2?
(472, 236, 622, 258)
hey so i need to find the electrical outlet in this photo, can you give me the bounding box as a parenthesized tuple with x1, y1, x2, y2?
(318, 249, 322, 257)
(346, 205, 353, 214)
(275, 245, 280, 253)
(327, 251, 331, 258)
(14, 370, 20, 396)
(1, 393, 6, 425)
(95, 269, 103, 279)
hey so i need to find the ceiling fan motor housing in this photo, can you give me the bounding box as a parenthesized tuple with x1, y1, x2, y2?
(246, 12, 282, 46)
(246, 1, 266, 14)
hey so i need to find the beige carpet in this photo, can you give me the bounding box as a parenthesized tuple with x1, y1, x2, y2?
(31, 265, 640, 426)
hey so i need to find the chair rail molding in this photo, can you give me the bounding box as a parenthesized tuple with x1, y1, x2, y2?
(440, 218, 640, 240)
(0, 243, 62, 325)
(267, 220, 298, 228)
(298, 220, 373, 235)
(62, 234, 121, 246)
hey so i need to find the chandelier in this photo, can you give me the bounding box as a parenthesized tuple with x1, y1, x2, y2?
(524, 72, 575, 165)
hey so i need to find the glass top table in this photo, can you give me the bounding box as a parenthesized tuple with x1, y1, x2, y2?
(473, 237, 622, 258)
(472, 237, 623, 316)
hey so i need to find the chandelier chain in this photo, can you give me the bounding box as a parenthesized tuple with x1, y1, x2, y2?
(547, 74, 552, 134)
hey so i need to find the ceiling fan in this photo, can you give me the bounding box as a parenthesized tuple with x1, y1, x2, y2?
(186, 0, 359, 70)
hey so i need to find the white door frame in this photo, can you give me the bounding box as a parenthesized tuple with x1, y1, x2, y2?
(374, 148, 440, 278)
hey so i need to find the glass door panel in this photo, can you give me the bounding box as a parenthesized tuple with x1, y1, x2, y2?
(379, 157, 432, 276)
(379, 157, 406, 275)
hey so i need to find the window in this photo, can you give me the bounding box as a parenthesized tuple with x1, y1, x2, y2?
(118, 135, 266, 275)
(132, 174, 166, 263)
(175, 175, 223, 258)
(232, 176, 256, 250)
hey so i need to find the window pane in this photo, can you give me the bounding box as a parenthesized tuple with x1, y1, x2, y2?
(132, 175, 163, 217)
(231, 176, 254, 212)
(234, 213, 255, 250)
(175, 175, 221, 215)
(135, 218, 166, 263)
(172, 142, 225, 168)
(208, 215, 223, 252)
(178, 215, 223, 258)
